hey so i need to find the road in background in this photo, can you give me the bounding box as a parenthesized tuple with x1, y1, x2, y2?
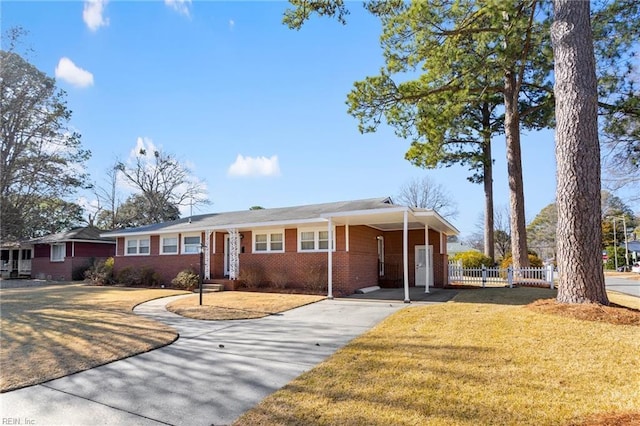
(605, 275, 640, 298)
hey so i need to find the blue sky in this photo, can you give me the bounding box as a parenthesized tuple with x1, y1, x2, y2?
(3, 0, 571, 238)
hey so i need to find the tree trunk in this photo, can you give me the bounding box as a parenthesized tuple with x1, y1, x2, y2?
(481, 102, 495, 262)
(552, 0, 608, 304)
(503, 71, 529, 270)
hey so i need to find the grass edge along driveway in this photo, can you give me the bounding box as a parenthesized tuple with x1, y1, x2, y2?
(0, 284, 189, 393)
(235, 287, 640, 426)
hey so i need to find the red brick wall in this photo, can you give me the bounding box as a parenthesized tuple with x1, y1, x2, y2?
(32, 257, 71, 280)
(110, 225, 448, 293)
(382, 228, 447, 287)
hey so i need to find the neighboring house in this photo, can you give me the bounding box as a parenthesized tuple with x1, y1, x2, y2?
(102, 197, 459, 300)
(28, 227, 116, 281)
(0, 242, 33, 279)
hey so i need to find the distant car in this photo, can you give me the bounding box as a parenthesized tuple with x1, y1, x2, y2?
(632, 263, 640, 274)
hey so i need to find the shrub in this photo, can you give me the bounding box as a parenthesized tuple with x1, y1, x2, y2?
(84, 257, 114, 285)
(115, 266, 140, 285)
(303, 262, 327, 293)
(238, 264, 266, 288)
(172, 269, 200, 291)
(73, 259, 93, 281)
(451, 251, 493, 268)
(269, 269, 289, 289)
(500, 253, 544, 269)
(139, 267, 161, 287)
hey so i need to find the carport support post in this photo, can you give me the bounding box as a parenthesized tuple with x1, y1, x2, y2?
(327, 217, 333, 299)
(403, 210, 410, 303)
(425, 225, 430, 293)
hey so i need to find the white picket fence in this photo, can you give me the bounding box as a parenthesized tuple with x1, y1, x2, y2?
(448, 261, 555, 289)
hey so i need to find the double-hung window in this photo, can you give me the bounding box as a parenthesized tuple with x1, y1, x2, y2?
(161, 236, 178, 254)
(182, 234, 201, 254)
(51, 243, 66, 262)
(126, 238, 150, 255)
(253, 230, 284, 253)
(298, 228, 334, 252)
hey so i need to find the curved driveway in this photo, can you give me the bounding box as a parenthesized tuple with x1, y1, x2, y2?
(0, 295, 422, 425)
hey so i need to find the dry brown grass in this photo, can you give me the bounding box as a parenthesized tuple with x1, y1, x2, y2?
(0, 284, 188, 392)
(166, 291, 325, 320)
(235, 287, 639, 426)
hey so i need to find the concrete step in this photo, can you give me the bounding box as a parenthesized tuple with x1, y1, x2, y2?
(193, 283, 225, 293)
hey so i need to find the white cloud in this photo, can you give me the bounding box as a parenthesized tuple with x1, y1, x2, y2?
(165, 0, 192, 17)
(228, 155, 281, 177)
(83, 0, 109, 32)
(55, 57, 94, 88)
(229, 19, 235, 30)
(131, 137, 160, 160)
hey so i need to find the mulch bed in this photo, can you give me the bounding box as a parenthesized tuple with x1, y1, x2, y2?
(527, 299, 640, 326)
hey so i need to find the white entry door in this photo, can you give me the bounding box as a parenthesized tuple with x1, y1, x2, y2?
(415, 245, 434, 287)
(223, 234, 230, 277)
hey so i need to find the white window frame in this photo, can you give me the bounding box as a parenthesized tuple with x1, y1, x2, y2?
(182, 233, 202, 254)
(252, 229, 285, 253)
(297, 227, 335, 252)
(51, 243, 66, 262)
(125, 238, 150, 256)
(160, 235, 179, 255)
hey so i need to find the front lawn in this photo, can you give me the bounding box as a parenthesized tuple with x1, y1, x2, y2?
(235, 287, 640, 425)
(167, 291, 325, 320)
(0, 284, 188, 392)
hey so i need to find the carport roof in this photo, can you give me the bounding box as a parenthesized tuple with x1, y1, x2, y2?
(101, 197, 459, 237)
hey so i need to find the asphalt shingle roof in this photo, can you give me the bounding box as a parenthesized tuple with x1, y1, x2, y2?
(103, 197, 395, 236)
(30, 226, 115, 244)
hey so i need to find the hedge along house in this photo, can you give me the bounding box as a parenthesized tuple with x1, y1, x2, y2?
(102, 197, 458, 301)
(28, 227, 116, 281)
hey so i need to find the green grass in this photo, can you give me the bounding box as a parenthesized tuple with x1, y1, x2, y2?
(235, 287, 640, 425)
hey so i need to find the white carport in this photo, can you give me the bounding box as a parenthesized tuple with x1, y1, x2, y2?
(321, 206, 458, 303)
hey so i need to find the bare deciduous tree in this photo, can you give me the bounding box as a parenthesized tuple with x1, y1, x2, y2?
(116, 146, 208, 225)
(396, 176, 459, 219)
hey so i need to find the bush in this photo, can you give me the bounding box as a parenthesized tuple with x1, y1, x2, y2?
(115, 266, 139, 285)
(451, 251, 493, 268)
(172, 269, 200, 291)
(139, 267, 161, 287)
(303, 262, 327, 293)
(84, 257, 114, 285)
(500, 253, 544, 269)
(238, 264, 266, 288)
(73, 259, 93, 281)
(269, 269, 289, 289)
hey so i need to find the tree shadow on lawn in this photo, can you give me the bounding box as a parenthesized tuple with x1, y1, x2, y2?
(450, 286, 557, 306)
(0, 285, 183, 392)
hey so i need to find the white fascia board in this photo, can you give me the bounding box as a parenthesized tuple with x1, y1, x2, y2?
(320, 206, 409, 219)
(212, 218, 327, 231)
(412, 210, 460, 235)
(101, 218, 328, 238)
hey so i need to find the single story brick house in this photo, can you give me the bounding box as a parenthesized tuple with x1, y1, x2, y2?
(28, 227, 116, 281)
(102, 197, 458, 301)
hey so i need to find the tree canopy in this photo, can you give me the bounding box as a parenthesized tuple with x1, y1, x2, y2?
(395, 176, 458, 219)
(1, 28, 90, 240)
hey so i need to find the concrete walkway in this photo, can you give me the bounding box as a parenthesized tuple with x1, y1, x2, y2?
(0, 295, 433, 425)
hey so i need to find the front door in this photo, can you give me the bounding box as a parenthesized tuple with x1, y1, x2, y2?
(415, 245, 434, 287)
(223, 234, 230, 277)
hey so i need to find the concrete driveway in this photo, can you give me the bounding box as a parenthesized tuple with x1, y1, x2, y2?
(0, 295, 427, 425)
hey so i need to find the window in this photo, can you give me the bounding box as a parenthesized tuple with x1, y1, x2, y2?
(161, 236, 178, 254)
(126, 238, 150, 255)
(182, 235, 201, 254)
(255, 234, 268, 252)
(298, 228, 334, 252)
(51, 243, 66, 262)
(253, 230, 284, 253)
(300, 231, 315, 250)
